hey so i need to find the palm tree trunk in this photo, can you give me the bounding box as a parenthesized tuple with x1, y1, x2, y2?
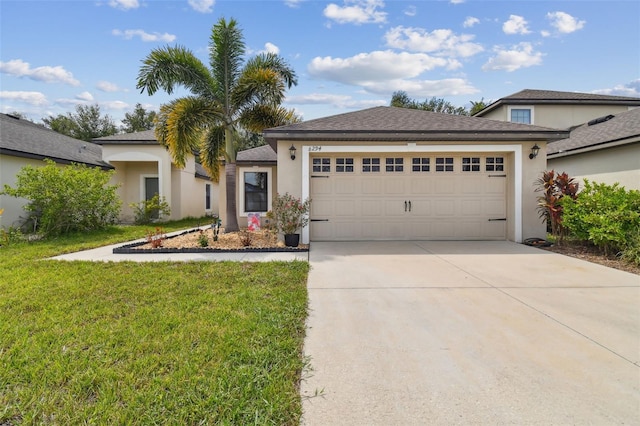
(225, 162, 239, 232)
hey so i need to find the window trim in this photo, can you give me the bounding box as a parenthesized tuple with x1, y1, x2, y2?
(239, 167, 272, 217)
(508, 106, 534, 124)
(205, 183, 212, 211)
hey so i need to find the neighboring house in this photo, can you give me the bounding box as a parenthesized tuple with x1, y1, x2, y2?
(93, 130, 217, 223)
(257, 106, 568, 244)
(0, 113, 112, 228)
(473, 89, 640, 130)
(547, 108, 640, 190)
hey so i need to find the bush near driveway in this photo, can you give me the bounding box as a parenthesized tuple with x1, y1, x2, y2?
(560, 179, 640, 264)
(0, 221, 309, 425)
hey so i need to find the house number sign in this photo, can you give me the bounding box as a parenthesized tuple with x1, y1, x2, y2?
(309, 146, 322, 152)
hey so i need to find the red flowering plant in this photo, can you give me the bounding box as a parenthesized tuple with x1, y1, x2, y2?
(267, 193, 311, 235)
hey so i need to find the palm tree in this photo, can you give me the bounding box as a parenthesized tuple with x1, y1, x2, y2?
(136, 17, 298, 232)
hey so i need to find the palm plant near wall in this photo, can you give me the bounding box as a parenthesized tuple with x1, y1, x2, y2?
(136, 17, 298, 232)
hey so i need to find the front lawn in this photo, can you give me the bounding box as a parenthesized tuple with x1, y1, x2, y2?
(0, 220, 309, 425)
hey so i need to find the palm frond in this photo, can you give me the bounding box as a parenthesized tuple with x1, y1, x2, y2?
(159, 97, 222, 168)
(199, 127, 226, 182)
(209, 18, 245, 109)
(136, 46, 215, 98)
(246, 52, 298, 89)
(233, 68, 286, 109)
(240, 105, 301, 133)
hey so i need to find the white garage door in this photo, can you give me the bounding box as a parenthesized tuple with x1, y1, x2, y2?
(310, 154, 508, 241)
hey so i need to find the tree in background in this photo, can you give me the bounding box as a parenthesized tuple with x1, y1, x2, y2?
(390, 91, 469, 116)
(42, 104, 118, 141)
(121, 103, 157, 133)
(136, 17, 298, 232)
(390, 91, 490, 116)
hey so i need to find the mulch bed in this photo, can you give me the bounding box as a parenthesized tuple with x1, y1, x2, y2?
(539, 242, 639, 275)
(113, 228, 308, 254)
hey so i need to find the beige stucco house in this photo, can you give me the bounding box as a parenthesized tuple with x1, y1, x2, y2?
(93, 130, 217, 223)
(253, 106, 568, 244)
(474, 89, 640, 191)
(0, 113, 113, 228)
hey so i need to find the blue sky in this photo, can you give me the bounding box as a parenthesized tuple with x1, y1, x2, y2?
(1, 0, 639, 126)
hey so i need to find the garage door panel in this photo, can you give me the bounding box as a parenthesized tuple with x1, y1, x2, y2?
(309, 154, 507, 241)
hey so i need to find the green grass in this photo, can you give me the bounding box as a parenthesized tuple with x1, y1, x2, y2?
(0, 219, 309, 425)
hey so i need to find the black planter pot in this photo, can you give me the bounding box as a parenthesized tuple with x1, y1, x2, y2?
(284, 233, 300, 247)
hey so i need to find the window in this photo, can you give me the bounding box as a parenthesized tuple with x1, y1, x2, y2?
(205, 183, 212, 210)
(462, 157, 480, 172)
(510, 108, 532, 124)
(385, 157, 404, 172)
(362, 158, 380, 172)
(312, 157, 331, 173)
(486, 157, 504, 172)
(435, 157, 454, 172)
(336, 158, 354, 172)
(411, 157, 430, 172)
(241, 169, 271, 214)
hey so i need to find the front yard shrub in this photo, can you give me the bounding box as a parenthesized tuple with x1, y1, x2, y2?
(129, 194, 171, 224)
(561, 180, 640, 257)
(1, 159, 121, 236)
(535, 170, 579, 242)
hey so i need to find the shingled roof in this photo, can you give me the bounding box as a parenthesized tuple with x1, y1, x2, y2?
(547, 108, 640, 157)
(263, 106, 567, 151)
(475, 89, 640, 117)
(236, 144, 276, 164)
(93, 129, 157, 144)
(0, 113, 112, 169)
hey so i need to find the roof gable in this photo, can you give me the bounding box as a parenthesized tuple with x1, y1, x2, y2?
(475, 89, 640, 117)
(547, 108, 640, 156)
(0, 113, 111, 169)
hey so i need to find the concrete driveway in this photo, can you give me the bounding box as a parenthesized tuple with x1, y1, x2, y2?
(301, 241, 639, 425)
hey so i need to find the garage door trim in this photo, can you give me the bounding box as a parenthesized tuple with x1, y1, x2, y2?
(301, 144, 523, 244)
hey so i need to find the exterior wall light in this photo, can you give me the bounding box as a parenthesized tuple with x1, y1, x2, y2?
(289, 144, 297, 160)
(529, 144, 540, 159)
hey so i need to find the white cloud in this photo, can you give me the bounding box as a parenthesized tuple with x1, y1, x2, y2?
(450, 0, 465, 4)
(108, 0, 139, 10)
(384, 26, 483, 58)
(592, 80, 640, 98)
(404, 5, 416, 17)
(503, 15, 531, 35)
(463, 17, 479, 28)
(546, 11, 586, 34)
(102, 100, 129, 110)
(361, 78, 479, 97)
(324, 0, 387, 25)
(284, 0, 303, 7)
(76, 91, 94, 102)
(482, 42, 543, 72)
(96, 80, 126, 92)
(112, 29, 176, 42)
(264, 42, 280, 54)
(0, 90, 48, 106)
(287, 93, 387, 110)
(309, 50, 461, 86)
(0, 59, 80, 86)
(188, 0, 214, 13)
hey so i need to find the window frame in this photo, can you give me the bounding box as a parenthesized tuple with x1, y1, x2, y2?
(508, 106, 534, 124)
(239, 167, 272, 217)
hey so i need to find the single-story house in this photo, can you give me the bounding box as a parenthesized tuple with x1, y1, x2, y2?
(473, 89, 640, 130)
(250, 106, 569, 244)
(93, 130, 217, 223)
(0, 113, 113, 228)
(547, 108, 640, 190)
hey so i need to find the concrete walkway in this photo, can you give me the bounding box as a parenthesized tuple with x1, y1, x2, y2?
(301, 241, 640, 425)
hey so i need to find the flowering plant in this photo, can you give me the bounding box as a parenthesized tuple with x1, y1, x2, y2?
(268, 193, 311, 235)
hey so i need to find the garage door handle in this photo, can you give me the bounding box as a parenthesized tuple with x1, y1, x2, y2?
(311, 219, 329, 222)
(408, 200, 412, 212)
(488, 218, 507, 221)
(404, 201, 408, 212)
